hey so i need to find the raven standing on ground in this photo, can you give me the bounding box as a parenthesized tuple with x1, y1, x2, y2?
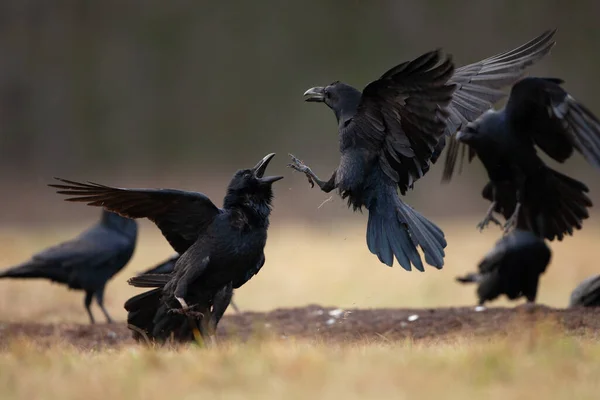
(569, 275, 600, 308)
(453, 77, 600, 240)
(289, 30, 555, 271)
(456, 230, 551, 305)
(0, 210, 137, 323)
(49, 153, 282, 344)
(138, 254, 241, 313)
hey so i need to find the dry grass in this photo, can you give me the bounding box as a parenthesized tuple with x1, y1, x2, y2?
(0, 217, 598, 323)
(1, 332, 600, 400)
(0, 218, 599, 399)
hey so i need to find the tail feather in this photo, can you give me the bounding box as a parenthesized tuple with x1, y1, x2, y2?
(524, 167, 592, 241)
(366, 198, 446, 271)
(124, 288, 163, 342)
(456, 273, 481, 284)
(0, 261, 68, 284)
(128, 273, 171, 288)
(396, 201, 446, 268)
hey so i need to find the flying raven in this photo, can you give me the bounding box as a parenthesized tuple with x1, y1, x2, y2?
(289, 30, 555, 271)
(0, 210, 137, 323)
(138, 254, 241, 313)
(49, 153, 282, 344)
(569, 275, 600, 308)
(454, 77, 600, 240)
(456, 229, 551, 305)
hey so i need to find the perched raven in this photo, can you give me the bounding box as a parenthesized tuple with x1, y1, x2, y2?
(49, 153, 282, 344)
(138, 254, 241, 313)
(456, 229, 551, 305)
(0, 210, 137, 323)
(569, 275, 600, 308)
(454, 77, 600, 240)
(289, 30, 555, 271)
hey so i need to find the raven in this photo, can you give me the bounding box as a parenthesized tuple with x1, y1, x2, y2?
(138, 254, 241, 313)
(0, 210, 137, 323)
(49, 153, 282, 344)
(456, 229, 551, 305)
(454, 77, 600, 240)
(289, 30, 555, 271)
(569, 275, 600, 308)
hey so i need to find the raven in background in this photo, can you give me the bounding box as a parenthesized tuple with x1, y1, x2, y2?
(138, 254, 241, 313)
(456, 230, 551, 305)
(569, 275, 600, 308)
(0, 210, 137, 323)
(49, 153, 282, 344)
(454, 77, 600, 240)
(289, 30, 555, 271)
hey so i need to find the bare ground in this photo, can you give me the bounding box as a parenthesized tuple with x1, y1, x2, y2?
(1, 305, 600, 350)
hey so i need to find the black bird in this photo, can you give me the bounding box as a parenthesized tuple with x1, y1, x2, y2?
(49, 153, 282, 344)
(138, 254, 241, 313)
(0, 210, 137, 323)
(289, 30, 555, 271)
(456, 230, 551, 306)
(569, 275, 600, 308)
(453, 77, 600, 240)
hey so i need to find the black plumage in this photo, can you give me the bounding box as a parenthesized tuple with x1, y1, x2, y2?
(456, 230, 551, 305)
(288, 30, 555, 271)
(49, 153, 282, 344)
(569, 275, 600, 308)
(453, 77, 600, 240)
(0, 210, 137, 323)
(138, 254, 241, 313)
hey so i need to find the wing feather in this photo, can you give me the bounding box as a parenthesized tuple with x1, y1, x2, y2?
(50, 178, 221, 254)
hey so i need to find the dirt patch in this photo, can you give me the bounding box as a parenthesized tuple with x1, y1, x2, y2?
(1, 305, 599, 350)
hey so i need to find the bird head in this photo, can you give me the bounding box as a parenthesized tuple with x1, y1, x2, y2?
(455, 110, 497, 146)
(224, 153, 283, 210)
(304, 82, 362, 123)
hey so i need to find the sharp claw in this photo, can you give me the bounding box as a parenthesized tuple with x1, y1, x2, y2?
(176, 296, 189, 310)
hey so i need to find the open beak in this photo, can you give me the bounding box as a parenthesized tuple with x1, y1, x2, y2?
(303, 86, 325, 102)
(252, 153, 284, 184)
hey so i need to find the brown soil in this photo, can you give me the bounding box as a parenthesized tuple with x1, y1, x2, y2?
(1, 305, 599, 350)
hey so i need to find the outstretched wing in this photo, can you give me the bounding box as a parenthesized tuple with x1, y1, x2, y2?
(50, 178, 222, 254)
(505, 77, 600, 168)
(349, 49, 456, 194)
(439, 29, 557, 181)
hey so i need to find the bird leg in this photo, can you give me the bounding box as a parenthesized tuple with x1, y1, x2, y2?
(230, 299, 241, 314)
(287, 154, 337, 193)
(95, 289, 114, 324)
(84, 291, 95, 324)
(476, 202, 502, 232)
(199, 308, 217, 348)
(503, 202, 522, 235)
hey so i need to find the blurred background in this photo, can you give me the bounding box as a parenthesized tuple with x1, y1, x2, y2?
(0, 0, 599, 321)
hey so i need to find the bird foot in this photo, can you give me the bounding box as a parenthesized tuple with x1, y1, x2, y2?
(476, 213, 502, 232)
(503, 203, 521, 235)
(169, 307, 205, 319)
(287, 154, 315, 188)
(503, 214, 518, 235)
(170, 298, 205, 318)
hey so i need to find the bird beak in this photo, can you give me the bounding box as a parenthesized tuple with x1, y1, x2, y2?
(253, 153, 284, 184)
(455, 130, 466, 142)
(303, 86, 325, 102)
